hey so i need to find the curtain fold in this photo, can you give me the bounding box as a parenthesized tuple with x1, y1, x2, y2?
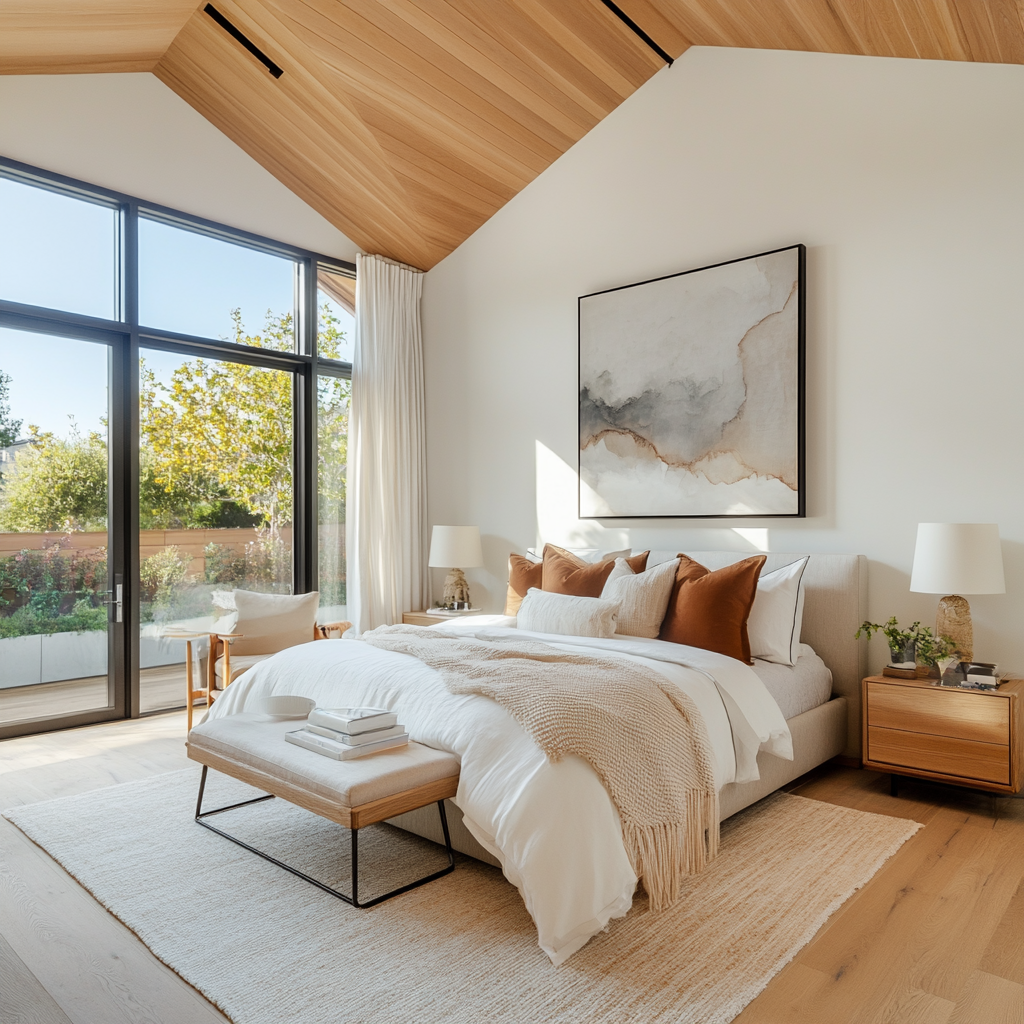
(348, 253, 428, 632)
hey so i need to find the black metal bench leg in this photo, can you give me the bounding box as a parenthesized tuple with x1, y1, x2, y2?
(194, 767, 456, 909)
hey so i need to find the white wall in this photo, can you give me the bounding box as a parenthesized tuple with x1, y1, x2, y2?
(423, 46, 1024, 675)
(0, 74, 358, 259)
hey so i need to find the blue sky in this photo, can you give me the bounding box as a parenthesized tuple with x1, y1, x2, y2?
(0, 176, 353, 439)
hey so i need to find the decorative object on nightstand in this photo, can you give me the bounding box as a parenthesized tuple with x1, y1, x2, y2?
(910, 522, 1005, 662)
(862, 674, 1023, 796)
(855, 617, 953, 680)
(428, 525, 483, 610)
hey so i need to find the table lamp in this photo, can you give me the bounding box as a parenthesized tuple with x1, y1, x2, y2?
(909, 523, 1005, 662)
(428, 526, 483, 610)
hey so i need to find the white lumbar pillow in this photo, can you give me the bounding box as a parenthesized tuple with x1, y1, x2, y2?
(747, 557, 809, 666)
(601, 556, 679, 639)
(516, 588, 619, 638)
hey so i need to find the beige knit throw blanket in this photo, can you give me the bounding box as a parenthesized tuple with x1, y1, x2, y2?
(360, 625, 719, 909)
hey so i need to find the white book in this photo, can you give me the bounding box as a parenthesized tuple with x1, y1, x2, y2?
(286, 728, 409, 760)
(308, 706, 398, 735)
(306, 723, 407, 745)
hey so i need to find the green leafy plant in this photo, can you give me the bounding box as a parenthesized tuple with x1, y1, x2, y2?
(856, 617, 956, 667)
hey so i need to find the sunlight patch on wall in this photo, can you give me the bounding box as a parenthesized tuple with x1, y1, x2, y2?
(535, 440, 628, 552)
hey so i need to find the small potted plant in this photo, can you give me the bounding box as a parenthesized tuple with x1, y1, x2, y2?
(856, 618, 958, 678)
(856, 617, 920, 668)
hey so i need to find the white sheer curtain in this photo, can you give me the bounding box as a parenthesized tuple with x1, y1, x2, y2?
(348, 253, 428, 632)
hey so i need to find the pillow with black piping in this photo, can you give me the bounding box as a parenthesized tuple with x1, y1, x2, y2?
(746, 557, 810, 667)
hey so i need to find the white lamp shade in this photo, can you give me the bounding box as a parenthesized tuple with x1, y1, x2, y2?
(428, 525, 483, 568)
(910, 523, 1005, 595)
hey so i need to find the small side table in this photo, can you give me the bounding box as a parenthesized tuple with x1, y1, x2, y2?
(862, 674, 1024, 795)
(402, 609, 481, 626)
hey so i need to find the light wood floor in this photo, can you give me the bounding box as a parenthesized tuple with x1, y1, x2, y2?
(0, 716, 1021, 1024)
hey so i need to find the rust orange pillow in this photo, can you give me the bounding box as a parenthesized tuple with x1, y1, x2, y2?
(659, 554, 766, 663)
(504, 554, 543, 615)
(541, 545, 650, 598)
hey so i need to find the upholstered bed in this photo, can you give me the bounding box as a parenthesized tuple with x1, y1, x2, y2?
(202, 549, 866, 963)
(389, 550, 867, 859)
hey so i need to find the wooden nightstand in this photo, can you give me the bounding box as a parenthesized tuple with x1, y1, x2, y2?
(401, 609, 480, 626)
(862, 674, 1024, 795)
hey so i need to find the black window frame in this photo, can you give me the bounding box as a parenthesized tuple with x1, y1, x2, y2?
(0, 154, 354, 726)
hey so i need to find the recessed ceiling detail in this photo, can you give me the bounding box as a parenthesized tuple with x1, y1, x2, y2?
(3, 1, 1024, 268)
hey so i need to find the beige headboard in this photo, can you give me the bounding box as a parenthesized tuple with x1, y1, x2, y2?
(650, 551, 868, 758)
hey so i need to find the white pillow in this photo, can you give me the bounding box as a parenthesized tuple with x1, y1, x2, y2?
(516, 588, 618, 638)
(601, 557, 678, 639)
(747, 557, 809, 666)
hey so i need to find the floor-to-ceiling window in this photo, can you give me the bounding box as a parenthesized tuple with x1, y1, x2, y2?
(0, 157, 353, 737)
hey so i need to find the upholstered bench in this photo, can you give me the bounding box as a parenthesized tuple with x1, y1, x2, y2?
(186, 714, 460, 907)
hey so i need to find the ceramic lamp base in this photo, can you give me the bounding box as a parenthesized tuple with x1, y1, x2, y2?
(936, 594, 973, 662)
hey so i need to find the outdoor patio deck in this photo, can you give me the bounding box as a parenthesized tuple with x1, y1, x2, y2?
(0, 665, 194, 726)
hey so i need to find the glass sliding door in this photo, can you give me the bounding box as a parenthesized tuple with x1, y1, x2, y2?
(0, 328, 120, 727)
(1, 154, 354, 738)
(137, 347, 295, 713)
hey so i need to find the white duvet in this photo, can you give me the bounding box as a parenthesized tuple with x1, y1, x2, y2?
(205, 617, 792, 964)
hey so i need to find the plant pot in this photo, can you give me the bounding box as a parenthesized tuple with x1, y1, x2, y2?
(888, 641, 916, 669)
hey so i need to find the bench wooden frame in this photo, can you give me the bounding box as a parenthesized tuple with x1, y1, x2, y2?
(187, 744, 457, 908)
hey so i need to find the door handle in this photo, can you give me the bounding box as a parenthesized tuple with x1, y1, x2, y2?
(115, 582, 123, 623)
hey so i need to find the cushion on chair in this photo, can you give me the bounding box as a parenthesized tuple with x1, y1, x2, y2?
(213, 653, 270, 687)
(224, 590, 320, 656)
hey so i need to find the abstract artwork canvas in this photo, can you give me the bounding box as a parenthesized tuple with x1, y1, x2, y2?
(579, 245, 805, 518)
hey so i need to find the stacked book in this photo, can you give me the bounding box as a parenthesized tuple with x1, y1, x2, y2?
(286, 707, 409, 760)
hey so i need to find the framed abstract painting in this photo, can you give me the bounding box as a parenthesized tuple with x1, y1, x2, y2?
(579, 244, 805, 518)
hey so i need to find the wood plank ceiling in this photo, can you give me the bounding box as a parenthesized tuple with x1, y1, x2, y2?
(3, 1, 1024, 269)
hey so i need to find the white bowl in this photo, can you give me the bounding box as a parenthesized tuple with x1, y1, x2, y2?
(250, 695, 316, 720)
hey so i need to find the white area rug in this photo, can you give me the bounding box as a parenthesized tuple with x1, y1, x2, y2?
(5, 768, 920, 1024)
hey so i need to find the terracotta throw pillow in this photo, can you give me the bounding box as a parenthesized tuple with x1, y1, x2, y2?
(659, 554, 767, 663)
(541, 545, 650, 598)
(505, 555, 544, 615)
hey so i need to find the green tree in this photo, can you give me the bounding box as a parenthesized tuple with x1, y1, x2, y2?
(0, 423, 107, 532)
(140, 305, 348, 535)
(0, 369, 21, 448)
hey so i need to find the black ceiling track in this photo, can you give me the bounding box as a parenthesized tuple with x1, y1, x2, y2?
(599, 0, 674, 66)
(204, 4, 284, 79)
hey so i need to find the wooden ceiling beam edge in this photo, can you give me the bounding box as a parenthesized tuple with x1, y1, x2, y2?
(0, 56, 160, 74)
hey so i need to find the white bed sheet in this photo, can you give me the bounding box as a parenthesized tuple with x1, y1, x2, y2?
(203, 621, 791, 964)
(751, 644, 834, 721)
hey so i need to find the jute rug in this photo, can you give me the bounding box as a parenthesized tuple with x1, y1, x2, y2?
(4, 768, 919, 1024)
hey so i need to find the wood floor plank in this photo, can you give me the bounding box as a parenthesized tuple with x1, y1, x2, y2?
(879, 986, 955, 1024)
(0, 931, 74, 1024)
(732, 962, 833, 1023)
(0, 817, 228, 1024)
(979, 877, 1024, 984)
(909, 826, 1024, 1002)
(949, 970, 1024, 1023)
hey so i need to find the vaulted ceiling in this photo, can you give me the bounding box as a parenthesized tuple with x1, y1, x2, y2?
(4, 1, 1024, 268)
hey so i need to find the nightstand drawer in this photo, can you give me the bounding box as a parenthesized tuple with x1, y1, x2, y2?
(866, 682, 1009, 745)
(867, 726, 1010, 785)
